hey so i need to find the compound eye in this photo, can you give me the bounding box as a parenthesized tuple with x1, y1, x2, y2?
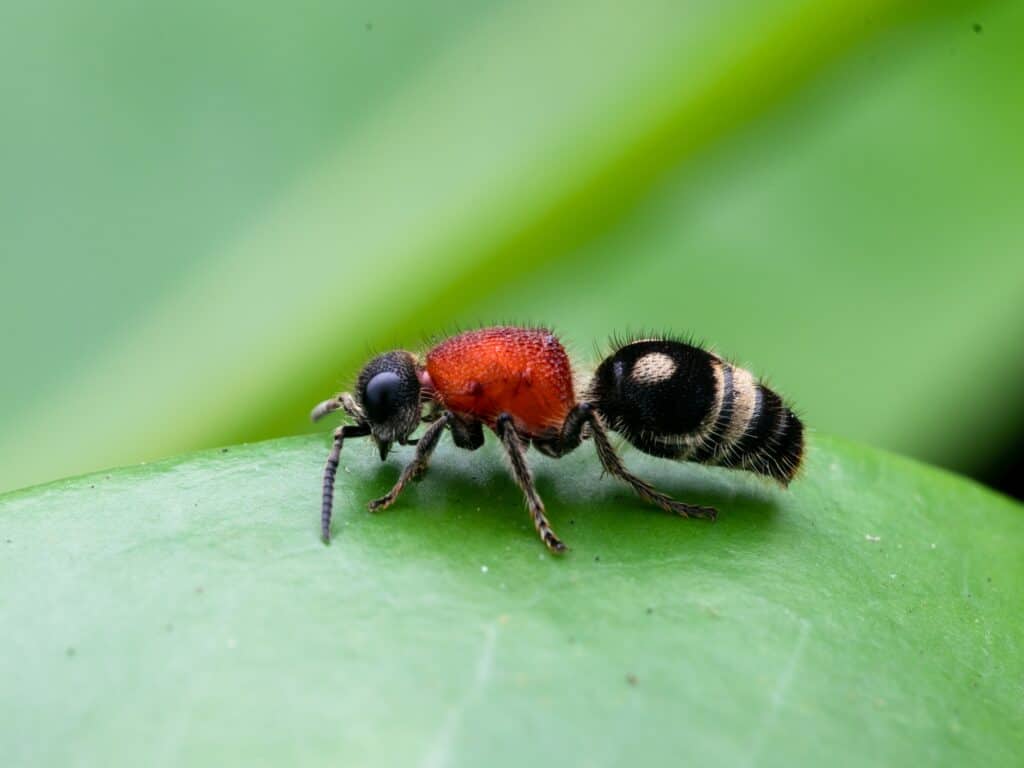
(363, 371, 403, 422)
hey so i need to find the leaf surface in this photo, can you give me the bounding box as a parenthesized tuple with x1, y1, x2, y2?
(2, 434, 1021, 767)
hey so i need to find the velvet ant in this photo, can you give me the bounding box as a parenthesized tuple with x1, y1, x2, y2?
(312, 326, 803, 553)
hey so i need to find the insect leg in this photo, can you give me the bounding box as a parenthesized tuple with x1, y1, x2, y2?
(586, 410, 718, 521)
(322, 423, 372, 542)
(406, 418, 478, 476)
(368, 412, 452, 512)
(495, 414, 566, 553)
(533, 402, 593, 457)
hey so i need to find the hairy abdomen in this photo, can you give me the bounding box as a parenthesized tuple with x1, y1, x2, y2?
(587, 338, 804, 483)
(425, 326, 576, 437)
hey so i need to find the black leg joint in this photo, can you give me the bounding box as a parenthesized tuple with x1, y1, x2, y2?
(450, 416, 485, 451)
(534, 402, 595, 458)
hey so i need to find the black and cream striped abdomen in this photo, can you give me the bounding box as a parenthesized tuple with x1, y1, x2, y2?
(586, 338, 804, 483)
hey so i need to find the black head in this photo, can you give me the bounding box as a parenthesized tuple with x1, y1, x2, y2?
(355, 351, 422, 459)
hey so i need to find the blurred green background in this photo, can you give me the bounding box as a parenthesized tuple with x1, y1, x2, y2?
(3, 0, 1023, 496)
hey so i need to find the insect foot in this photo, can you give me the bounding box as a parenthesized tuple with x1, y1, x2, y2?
(367, 496, 394, 513)
(669, 501, 718, 520)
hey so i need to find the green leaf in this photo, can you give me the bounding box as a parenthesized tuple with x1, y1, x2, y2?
(2, 434, 1021, 766)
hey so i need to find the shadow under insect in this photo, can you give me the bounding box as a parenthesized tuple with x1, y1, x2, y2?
(359, 440, 783, 558)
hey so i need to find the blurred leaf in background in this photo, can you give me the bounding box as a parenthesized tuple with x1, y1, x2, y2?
(2, 0, 1022, 494)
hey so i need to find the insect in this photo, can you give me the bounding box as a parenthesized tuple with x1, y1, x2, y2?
(312, 326, 804, 552)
